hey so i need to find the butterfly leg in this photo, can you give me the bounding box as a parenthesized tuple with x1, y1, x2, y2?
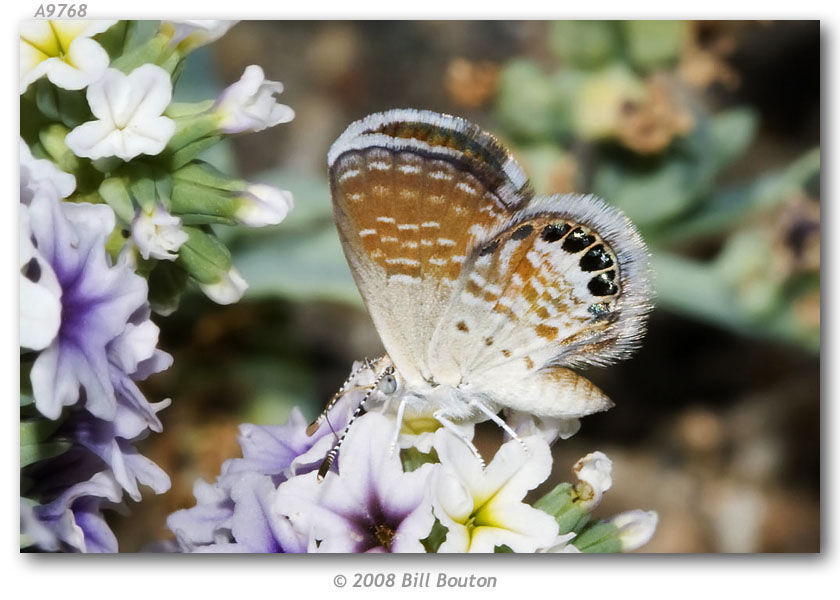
(468, 398, 529, 453)
(433, 410, 486, 469)
(316, 362, 395, 482)
(389, 397, 408, 457)
(307, 357, 381, 436)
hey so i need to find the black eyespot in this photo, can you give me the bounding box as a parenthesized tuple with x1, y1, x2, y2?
(479, 239, 499, 256)
(22, 257, 41, 283)
(541, 223, 570, 242)
(121, 229, 130, 239)
(562, 228, 595, 253)
(588, 270, 619, 296)
(579, 244, 614, 272)
(511, 224, 533, 240)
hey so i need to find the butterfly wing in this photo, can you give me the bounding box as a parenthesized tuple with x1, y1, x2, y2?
(328, 109, 532, 386)
(428, 194, 652, 417)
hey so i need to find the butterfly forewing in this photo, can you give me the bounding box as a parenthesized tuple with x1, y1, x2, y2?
(329, 110, 532, 386)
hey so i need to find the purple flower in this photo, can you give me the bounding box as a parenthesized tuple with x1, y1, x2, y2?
(167, 392, 360, 552)
(63, 399, 171, 501)
(274, 412, 437, 553)
(22, 472, 123, 553)
(20, 169, 174, 552)
(26, 187, 170, 422)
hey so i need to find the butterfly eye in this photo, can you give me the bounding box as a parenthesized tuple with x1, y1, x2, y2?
(380, 374, 398, 395)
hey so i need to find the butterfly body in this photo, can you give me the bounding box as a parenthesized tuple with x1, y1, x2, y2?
(328, 109, 652, 429)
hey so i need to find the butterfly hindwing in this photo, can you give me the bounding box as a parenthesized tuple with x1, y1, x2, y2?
(428, 194, 651, 413)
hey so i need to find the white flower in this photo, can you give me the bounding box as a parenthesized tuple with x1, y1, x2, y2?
(200, 266, 248, 305)
(19, 199, 62, 351)
(235, 184, 294, 227)
(573, 451, 613, 509)
(132, 204, 188, 260)
(160, 20, 237, 52)
(19, 19, 116, 93)
(214, 65, 295, 134)
(20, 139, 76, 203)
(608, 510, 658, 551)
(65, 65, 176, 162)
(431, 430, 559, 553)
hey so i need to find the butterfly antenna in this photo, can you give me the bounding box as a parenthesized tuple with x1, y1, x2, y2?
(316, 365, 394, 482)
(306, 358, 377, 436)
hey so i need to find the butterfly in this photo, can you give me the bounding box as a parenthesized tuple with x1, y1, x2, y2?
(309, 109, 652, 477)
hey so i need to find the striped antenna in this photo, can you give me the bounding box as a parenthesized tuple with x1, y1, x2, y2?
(316, 365, 395, 482)
(306, 358, 379, 436)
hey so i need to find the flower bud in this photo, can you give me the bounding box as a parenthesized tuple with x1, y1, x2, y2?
(235, 184, 293, 227)
(132, 204, 188, 261)
(214, 65, 295, 134)
(200, 266, 248, 305)
(573, 451, 613, 509)
(608, 509, 658, 552)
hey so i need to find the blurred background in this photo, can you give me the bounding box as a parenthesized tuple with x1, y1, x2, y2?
(115, 20, 820, 552)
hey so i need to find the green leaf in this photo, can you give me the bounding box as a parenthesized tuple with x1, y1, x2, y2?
(177, 226, 233, 284)
(533, 482, 590, 534)
(20, 419, 62, 447)
(96, 20, 159, 60)
(494, 59, 558, 143)
(420, 517, 449, 553)
(169, 135, 224, 171)
(593, 155, 697, 229)
(121, 162, 174, 213)
(548, 21, 619, 69)
(99, 177, 135, 223)
(170, 161, 245, 225)
(494, 544, 515, 553)
(21, 441, 72, 469)
(33, 80, 91, 128)
(572, 520, 623, 553)
(110, 32, 176, 73)
(400, 447, 439, 472)
(166, 100, 215, 119)
(708, 107, 759, 171)
(164, 113, 222, 169)
(656, 148, 820, 245)
(38, 123, 81, 174)
(622, 20, 688, 72)
(148, 260, 189, 316)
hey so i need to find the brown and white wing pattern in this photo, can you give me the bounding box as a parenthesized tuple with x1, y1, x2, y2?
(328, 109, 532, 387)
(428, 194, 652, 417)
(329, 109, 653, 420)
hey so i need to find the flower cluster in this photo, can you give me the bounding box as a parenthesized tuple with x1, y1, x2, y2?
(20, 20, 295, 552)
(167, 363, 658, 554)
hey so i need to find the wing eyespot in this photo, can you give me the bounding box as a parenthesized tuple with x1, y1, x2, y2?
(540, 223, 570, 242)
(562, 227, 595, 253)
(579, 244, 614, 272)
(588, 270, 619, 296)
